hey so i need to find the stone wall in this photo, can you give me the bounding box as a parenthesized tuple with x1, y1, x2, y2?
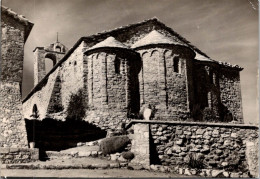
(23, 42, 86, 119)
(1, 12, 30, 148)
(1, 13, 25, 83)
(0, 147, 39, 164)
(136, 46, 194, 120)
(128, 120, 258, 175)
(0, 82, 28, 147)
(219, 68, 243, 122)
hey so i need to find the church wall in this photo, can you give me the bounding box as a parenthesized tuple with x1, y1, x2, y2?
(23, 42, 86, 120)
(219, 68, 243, 123)
(84, 49, 141, 130)
(59, 42, 85, 110)
(137, 46, 193, 120)
(23, 69, 60, 119)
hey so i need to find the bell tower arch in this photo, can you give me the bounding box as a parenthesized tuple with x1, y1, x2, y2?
(33, 40, 68, 86)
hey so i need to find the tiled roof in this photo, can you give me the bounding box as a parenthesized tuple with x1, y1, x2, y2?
(87, 37, 129, 51)
(131, 30, 183, 48)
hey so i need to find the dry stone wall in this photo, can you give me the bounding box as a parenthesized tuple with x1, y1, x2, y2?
(128, 121, 258, 175)
(0, 147, 39, 164)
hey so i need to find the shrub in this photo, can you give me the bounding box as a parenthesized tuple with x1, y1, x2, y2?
(191, 104, 202, 121)
(202, 107, 217, 122)
(121, 151, 135, 160)
(66, 89, 87, 121)
(186, 153, 205, 169)
(99, 135, 130, 155)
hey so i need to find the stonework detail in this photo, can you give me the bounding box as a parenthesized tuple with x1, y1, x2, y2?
(23, 18, 245, 135)
(128, 121, 258, 175)
(1, 6, 33, 148)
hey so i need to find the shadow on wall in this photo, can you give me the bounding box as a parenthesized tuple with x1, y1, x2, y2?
(25, 118, 107, 152)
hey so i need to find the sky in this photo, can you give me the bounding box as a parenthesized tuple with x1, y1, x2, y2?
(2, 0, 259, 124)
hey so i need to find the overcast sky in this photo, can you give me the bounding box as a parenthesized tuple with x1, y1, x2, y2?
(2, 0, 259, 124)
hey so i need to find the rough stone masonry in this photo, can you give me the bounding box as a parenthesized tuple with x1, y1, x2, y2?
(0, 6, 39, 164)
(23, 18, 244, 130)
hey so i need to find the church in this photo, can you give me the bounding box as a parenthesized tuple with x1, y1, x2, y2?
(22, 18, 244, 131)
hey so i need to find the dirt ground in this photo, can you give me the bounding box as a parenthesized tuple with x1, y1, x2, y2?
(1, 168, 194, 178)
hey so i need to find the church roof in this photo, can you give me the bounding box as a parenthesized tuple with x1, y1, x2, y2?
(131, 30, 182, 48)
(87, 36, 129, 51)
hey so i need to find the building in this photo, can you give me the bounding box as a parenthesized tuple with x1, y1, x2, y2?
(23, 18, 244, 131)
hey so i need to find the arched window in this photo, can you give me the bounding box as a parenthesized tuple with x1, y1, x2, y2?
(45, 53, 56, 74)
(173, 56, 180, 73)
(115, 57, 121, 74)
(55, 46, 61, 52)
(31, 104, 39, 119)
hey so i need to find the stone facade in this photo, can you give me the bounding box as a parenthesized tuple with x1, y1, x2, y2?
(128, 120, 258, 176)
(23, 18, 244, 131)
(0, 147, 39, 164)
(1, 6, 33, 148)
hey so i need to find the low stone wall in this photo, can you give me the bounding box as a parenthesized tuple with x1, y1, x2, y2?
(127, 120, 258, 176)
(0, 147, 39, 164)
(84, 109, 131, 131)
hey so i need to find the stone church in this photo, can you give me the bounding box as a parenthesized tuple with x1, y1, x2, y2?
(1, 7, 259, 176)
(23, 18, 243, 130)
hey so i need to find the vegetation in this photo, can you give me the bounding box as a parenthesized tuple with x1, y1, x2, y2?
(99, 135, 131, 155)
(121, 151, 135, 160)
(186, 153, 205, 169)
(66, 89, 87, 121)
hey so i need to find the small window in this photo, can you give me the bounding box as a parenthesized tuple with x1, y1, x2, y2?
(115, 57, 120, 74)
(55, 46, 61, 52)
(207, 92, 212, 108)
(173, 56, 180, 73)
(74, 61, 77, 66)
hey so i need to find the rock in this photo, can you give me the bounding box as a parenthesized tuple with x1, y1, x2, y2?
(212, 170, 222, 177)
(231, 133, 237, 138)
(176, 129, 183, 135)
(212, 130, 219, 137)
(179, 168, 184, 174)
(184, 168, 191, 175)
(196, 128, 205, 135)
(110, 154, 119, 161)
(118, 156, 127, 162)
(223, 171, 230, 177)
(109, 163, 120, 168)
(205, 169, 212, 176)
(172, 145, 181, 153)
(175, 139, 183, 145)
(166, 148, 172, 155)
(190, 169, 197, 175)
(78, 151, 91, 157)
(230, 172, 239, 178)
(150, 164, 160, 171)
(221, 162, 228, 167)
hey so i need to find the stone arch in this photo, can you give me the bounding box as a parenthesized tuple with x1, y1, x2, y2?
(45, 53, 57, 74)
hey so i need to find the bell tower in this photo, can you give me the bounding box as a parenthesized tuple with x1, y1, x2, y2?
(33, 35, 68, 86)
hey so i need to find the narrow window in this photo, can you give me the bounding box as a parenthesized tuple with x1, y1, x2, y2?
(207, 92, 212, 108)
(173, 56, 179, 73)
(74, 61, 77, 66)
(115, 57, 120, 74)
